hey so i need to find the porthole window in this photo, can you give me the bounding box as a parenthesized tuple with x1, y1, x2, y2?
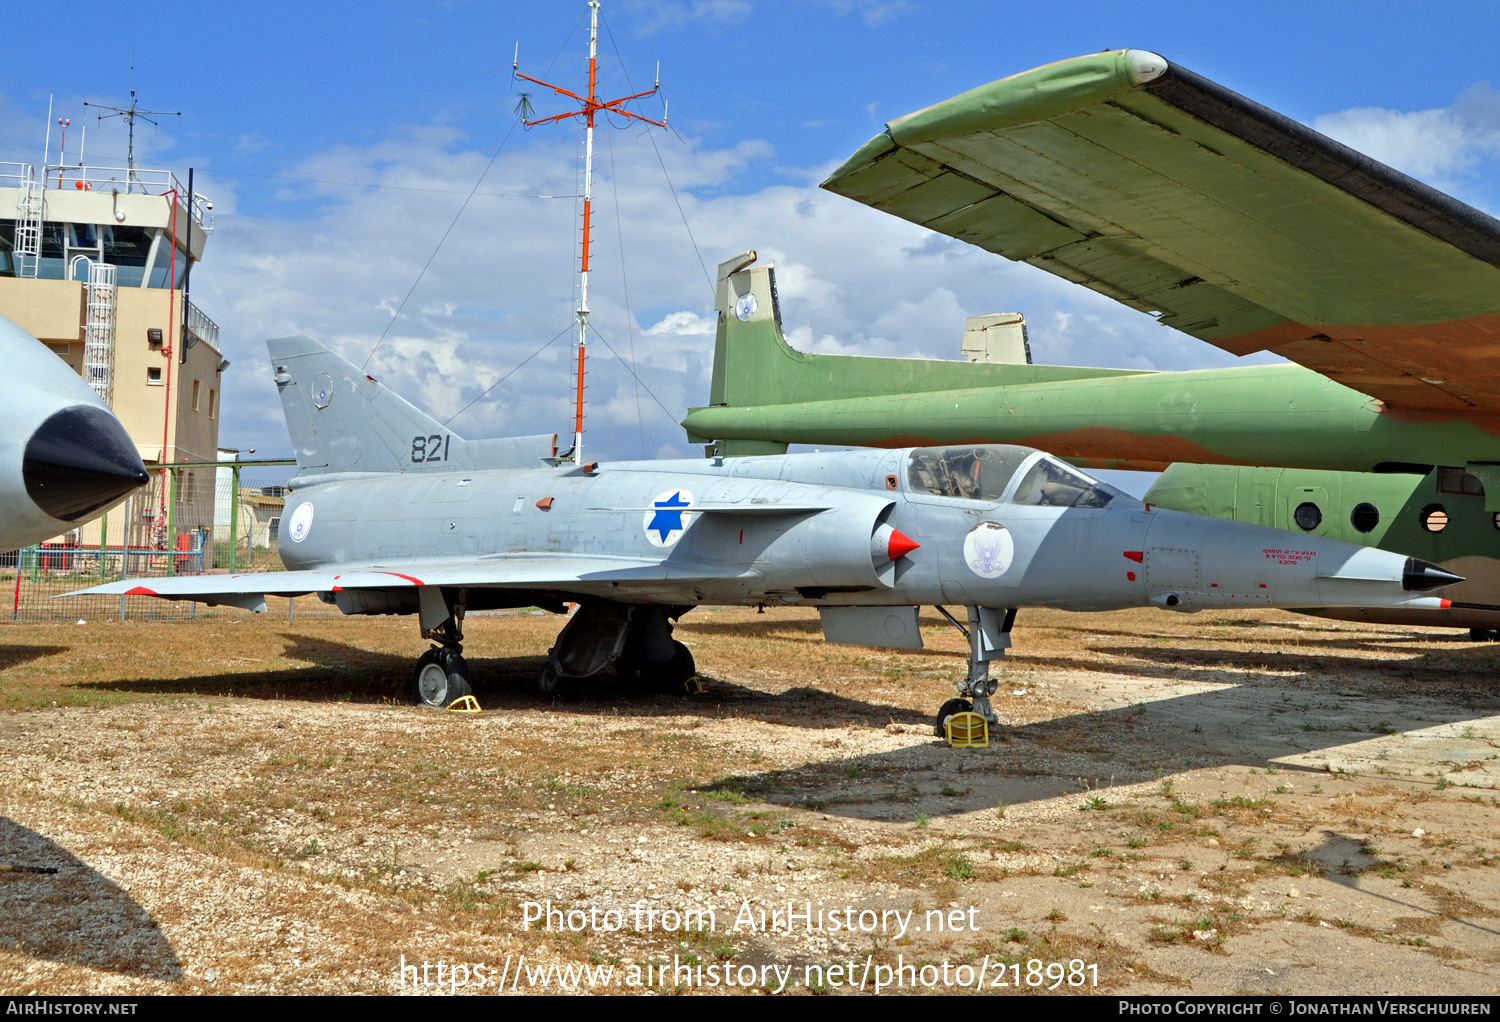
(1293, 501, 1322, 531)
(1421, 504, 1449, 533)
(1493, 511, 1500, 532)
(1350, 502, 1380, 533)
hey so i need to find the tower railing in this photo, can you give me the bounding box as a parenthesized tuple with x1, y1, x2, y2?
(184, 300, 218, 350)
(0, 162, 215, 232)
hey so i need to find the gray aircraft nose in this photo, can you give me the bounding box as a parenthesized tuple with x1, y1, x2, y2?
(1402, 557, 1465, 591)
(23, 405, 150, 522)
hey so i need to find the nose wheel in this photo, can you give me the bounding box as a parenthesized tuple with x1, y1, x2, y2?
(935, 697, 974, 738)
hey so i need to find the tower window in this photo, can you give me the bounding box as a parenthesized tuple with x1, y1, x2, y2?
(147, 367, 163, 386)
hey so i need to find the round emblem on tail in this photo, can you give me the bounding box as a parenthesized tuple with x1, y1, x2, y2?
(734, 292, 758, 322)
(313, 371, 334, 409)
(287, 501, 315, 543)
(963, 521, 1014, 578)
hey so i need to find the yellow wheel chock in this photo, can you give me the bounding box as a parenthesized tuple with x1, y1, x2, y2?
(445, 695, 482, 713)
(944, 711, 989, 748)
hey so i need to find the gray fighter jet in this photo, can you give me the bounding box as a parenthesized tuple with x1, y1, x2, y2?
(0, 313, 149, 549)
(68, 321, 1460, 730)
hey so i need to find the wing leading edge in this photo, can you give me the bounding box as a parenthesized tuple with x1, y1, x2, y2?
(822, 50, 1500, 417)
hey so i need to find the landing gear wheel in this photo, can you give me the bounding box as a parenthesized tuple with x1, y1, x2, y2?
(935, 697, 973, 738)
(621, 641, 698, 692)
(537, 658, 563, 696)
(411, 647, 472, 708)
(664, 641, 697, 693)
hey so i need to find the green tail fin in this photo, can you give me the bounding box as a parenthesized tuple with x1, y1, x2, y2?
(685, 252, 1141, 458)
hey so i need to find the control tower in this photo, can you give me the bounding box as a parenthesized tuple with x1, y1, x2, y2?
(0, 155, 225, 552)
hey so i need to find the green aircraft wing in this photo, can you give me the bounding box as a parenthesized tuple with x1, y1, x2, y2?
(821, 50, 1500, 416)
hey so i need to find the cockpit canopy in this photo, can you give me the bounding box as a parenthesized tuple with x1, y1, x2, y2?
(906, 445, 1118, 508)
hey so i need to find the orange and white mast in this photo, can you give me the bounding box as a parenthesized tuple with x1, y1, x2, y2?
(514, 0, 665, 464)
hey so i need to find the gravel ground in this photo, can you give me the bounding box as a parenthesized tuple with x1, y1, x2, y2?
(1, 605, 1497, 995)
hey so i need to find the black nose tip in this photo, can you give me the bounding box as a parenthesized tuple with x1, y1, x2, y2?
(23, 405, 149, 522)
(1402, 557, 1465, 592)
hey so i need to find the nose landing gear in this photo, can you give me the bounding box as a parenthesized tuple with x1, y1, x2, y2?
(933, 605, 1014, 737)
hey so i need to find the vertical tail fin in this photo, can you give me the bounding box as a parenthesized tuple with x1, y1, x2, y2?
(268, 335, 556, 475)
(684, 251, 1139, 458)
(697, 252, 792, 457)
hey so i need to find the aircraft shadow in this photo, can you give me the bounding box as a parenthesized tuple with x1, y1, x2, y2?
(529, 682, 925, 729)
(69, 634, 1500, 818)
(1279, 831, 1500, 941)
(701, 677, 1500, 824)
(1087, 643, 1500, 695)
(78, 635, 924, 727)
(1207, 620, 1484, 645)
(0, 645, 68, 671)
(76, 635, 431, 704)
(0, 817, 182, 980)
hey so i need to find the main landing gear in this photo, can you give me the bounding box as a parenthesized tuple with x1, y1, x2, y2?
(410, 587, 472, 708)
(933, 606, 1015, 737)
(539, 601, 697, 695)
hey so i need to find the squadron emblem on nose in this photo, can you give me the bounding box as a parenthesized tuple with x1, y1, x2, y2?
(964, 521, 1013, 578)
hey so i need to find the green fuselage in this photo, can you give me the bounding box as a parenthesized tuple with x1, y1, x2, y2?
(687, 359, 1499, 476)
(682, 309, 1500, 479)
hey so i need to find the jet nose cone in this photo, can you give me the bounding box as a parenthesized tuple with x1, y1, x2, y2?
(1402, 557, 1465, 592)
(23, 405, 149, 522)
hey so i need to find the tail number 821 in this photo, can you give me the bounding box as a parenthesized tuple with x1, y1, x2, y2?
(411, 434, 452, 463)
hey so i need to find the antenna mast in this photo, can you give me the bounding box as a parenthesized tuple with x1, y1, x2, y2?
(84, 68, 180, 192)
(514, 0, 664, 465)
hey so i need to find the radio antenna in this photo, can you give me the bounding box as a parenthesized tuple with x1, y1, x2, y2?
(513, 1, 664, 465)
(84, 64, 180, 192)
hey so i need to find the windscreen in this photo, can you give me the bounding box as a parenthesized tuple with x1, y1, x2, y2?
(1010, 456, 1114, 508)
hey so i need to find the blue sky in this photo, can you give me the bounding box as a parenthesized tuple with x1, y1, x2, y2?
(5, 0, 1500, 486)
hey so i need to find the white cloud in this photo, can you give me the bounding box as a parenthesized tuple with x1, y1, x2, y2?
(808, 0, 915, 27)
(645, 310, 713, 338)
(1313, 82, 1500, 198)
(630, 0, 753, 36)
(863, 287, 967, 359)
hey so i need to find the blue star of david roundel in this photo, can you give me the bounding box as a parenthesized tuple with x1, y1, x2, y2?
(643, 489, 695, 547)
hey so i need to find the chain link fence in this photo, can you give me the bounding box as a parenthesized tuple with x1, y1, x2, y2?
(4, 460, 342, 623)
